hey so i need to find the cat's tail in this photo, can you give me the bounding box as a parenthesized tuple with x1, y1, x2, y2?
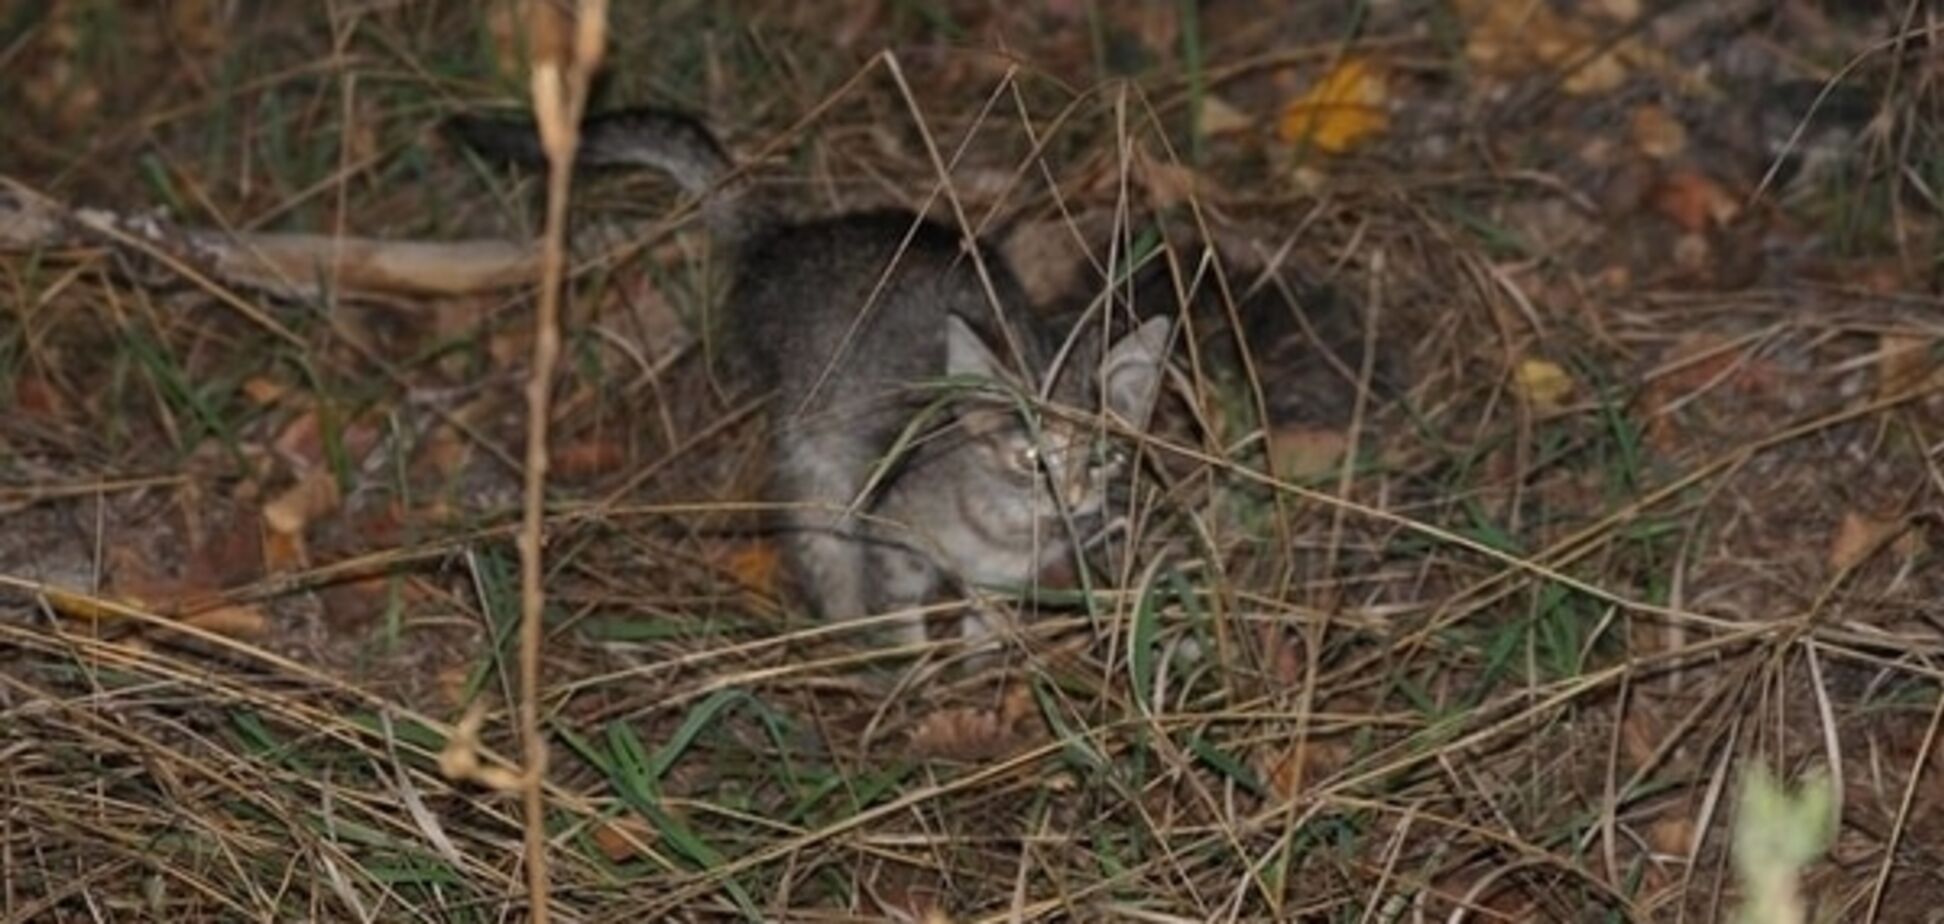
(446, 107, 768, 243)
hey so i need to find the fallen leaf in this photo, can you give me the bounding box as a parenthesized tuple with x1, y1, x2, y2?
(264, 469, 341, 535)
(262, 526, 309, 573)
(589, 818, 656, 861)
(1134, 150, 1207, 209)
(181, 603, 269, 638)
(1269, 426, 1349, 478)
(43, 586, 140, 623)
(1828, 511, 1901, 572)
(721, 541, 780, 595)
(1454, 0, 1634, 96)
(241, 376, 292, 406)
(1648, 814, 1695, 856)
(1878, 333, 1938, 401)
(1629, 104, 1688, 159)
(1197, 94, 1255, 137)
(1277, 57, 1389, 154)
(1650, 169, 1738, 232)
(910, 705, 1022, 761)
(1514, 358, 1575, 412)
(552, 437, 627, 480)
(12, 372, 67, 419)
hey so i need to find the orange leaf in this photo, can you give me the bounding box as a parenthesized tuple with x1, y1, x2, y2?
(1277, 57, 1389, 154)
(589, 818, 656, 862)
(721, 542, 780, 595)
(263, 469, 341, 535)
(1650, 169, 1738, 232)
(551, 438, 627, 480)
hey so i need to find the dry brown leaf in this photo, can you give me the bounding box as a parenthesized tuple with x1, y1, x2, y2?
(1134, 151, 1207, 209)
(262, 526, 309, 573)
(240, 375, 292, 407)
(1650, 169, 1738, 232)
(720, 541, 780, 595)
(1197, 94, 1255, 137)
(1828, 511, 1901, 572)
(589, 818, 657, 861)
(264, 469, 341, 535)
(43, 586, 139, 623)
(12, 372, 67, 419)
(1269, 426, 1349, 479)
(1277, 57, 1389, 153)
(551, 437, 627, 480)
(1629, 104, 1688, 159)
(181, 603, 268, 638)
(910, 706, 1018, 761)
(1647, 814, 1695, 856)
(1878, 333, 1939, 400)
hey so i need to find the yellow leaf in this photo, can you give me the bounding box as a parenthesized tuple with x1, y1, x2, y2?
(1277, 57, 1389, 154)
(1515, 358, 1575, 411)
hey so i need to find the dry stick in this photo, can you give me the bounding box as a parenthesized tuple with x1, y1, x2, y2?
(515, 2, 608, 920)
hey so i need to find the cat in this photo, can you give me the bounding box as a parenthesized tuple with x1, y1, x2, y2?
(449, 107, 1171, 647)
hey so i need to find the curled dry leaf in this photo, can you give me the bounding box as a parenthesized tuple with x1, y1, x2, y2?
(910, 706, 1012, 761)
(1277, 57, 1389, 154)
(263, 469, 341, 536)
(43, 586, 139, 623)
(910, 684, 1040, 761)
(181, 603, 269, 638)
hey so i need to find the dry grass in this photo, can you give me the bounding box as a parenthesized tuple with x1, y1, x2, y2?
(4, 1, 1944, 921)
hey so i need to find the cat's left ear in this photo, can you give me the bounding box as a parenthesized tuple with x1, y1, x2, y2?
(1101, 316, 1172, 429)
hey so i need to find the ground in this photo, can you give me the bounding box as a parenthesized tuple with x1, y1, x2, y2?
(3, 1, 1943, 921)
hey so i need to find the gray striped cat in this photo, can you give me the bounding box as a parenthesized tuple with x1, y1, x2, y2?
(450, 108, 1171, 646)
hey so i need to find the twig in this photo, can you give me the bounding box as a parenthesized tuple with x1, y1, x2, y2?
(0, 180, 542, 299)
(516, 2, 608, 922)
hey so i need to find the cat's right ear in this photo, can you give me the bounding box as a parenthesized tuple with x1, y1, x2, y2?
(946, 315, 1007, 382)
(946, 315, 1015, 436)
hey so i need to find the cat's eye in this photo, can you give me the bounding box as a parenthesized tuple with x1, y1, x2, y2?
(1090, 443, 1128, 472)
(1010, 444, 1043, 474)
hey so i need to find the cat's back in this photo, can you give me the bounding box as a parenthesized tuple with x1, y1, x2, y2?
(730, 211, 1030, 400)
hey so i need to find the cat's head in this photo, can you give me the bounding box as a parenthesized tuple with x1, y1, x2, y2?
(943, 312, 1171, 533)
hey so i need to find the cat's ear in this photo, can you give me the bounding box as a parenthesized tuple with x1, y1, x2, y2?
(1102, 316, 1171, 429)
(946, 314, 1007, 382)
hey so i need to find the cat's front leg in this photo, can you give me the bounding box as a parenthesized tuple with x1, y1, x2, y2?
(866, 541, 941, 646)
